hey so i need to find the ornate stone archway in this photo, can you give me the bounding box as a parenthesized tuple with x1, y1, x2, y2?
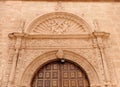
(19, 50, 100, 87)
(8, 12, 110, 87)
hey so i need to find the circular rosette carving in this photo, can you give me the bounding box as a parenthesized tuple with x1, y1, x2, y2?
(26, 12, 92, 34)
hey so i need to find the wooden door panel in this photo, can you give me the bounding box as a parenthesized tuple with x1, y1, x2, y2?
(70, 80, 76, 87)
(37, 80, 43, 87)
(32, 61, 89, 87)
(63, 80, 69, 87)
(52, 80, 58, 87)
(70, 72, 76, 79)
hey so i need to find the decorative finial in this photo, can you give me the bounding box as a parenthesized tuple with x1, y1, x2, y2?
(56, 49, 64, 59)
(19, 19, 26, 33)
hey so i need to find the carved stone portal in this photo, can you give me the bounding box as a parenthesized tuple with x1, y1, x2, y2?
(8, 12, 111, 87)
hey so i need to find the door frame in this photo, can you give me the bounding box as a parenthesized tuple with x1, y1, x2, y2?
(19, 50, 101, 87)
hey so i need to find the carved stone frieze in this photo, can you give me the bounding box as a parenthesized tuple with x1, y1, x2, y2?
(26, 39, 92, 49)
(8, 32, 110, 49)
(18, 50, 52, 70)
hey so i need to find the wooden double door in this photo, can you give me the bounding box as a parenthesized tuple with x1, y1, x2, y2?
(31, 60, 89, 87)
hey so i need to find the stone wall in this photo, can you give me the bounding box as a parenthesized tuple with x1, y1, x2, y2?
(0, 1, 120, 87)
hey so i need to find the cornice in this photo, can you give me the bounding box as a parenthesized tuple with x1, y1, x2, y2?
(8, 32, 110, 39)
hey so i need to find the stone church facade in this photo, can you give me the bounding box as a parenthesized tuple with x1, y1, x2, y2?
(0, 1, 120, 87)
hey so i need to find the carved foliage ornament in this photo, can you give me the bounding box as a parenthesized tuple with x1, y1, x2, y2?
(27, 12, 91, 34)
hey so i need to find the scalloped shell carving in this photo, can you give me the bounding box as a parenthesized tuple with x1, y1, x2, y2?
(27, 12, 91, 34)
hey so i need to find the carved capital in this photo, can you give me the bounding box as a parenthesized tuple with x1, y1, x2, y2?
(92, 32, 110, 48)
(8, 32, 110, 49)
(8, 32, 27, 39)
(92, 32, 110, 38)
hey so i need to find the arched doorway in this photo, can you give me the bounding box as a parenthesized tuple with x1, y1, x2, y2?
(31, 60, 90, 87)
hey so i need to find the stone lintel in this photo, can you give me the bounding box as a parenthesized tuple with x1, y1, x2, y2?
(8, 32, 110, 39)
